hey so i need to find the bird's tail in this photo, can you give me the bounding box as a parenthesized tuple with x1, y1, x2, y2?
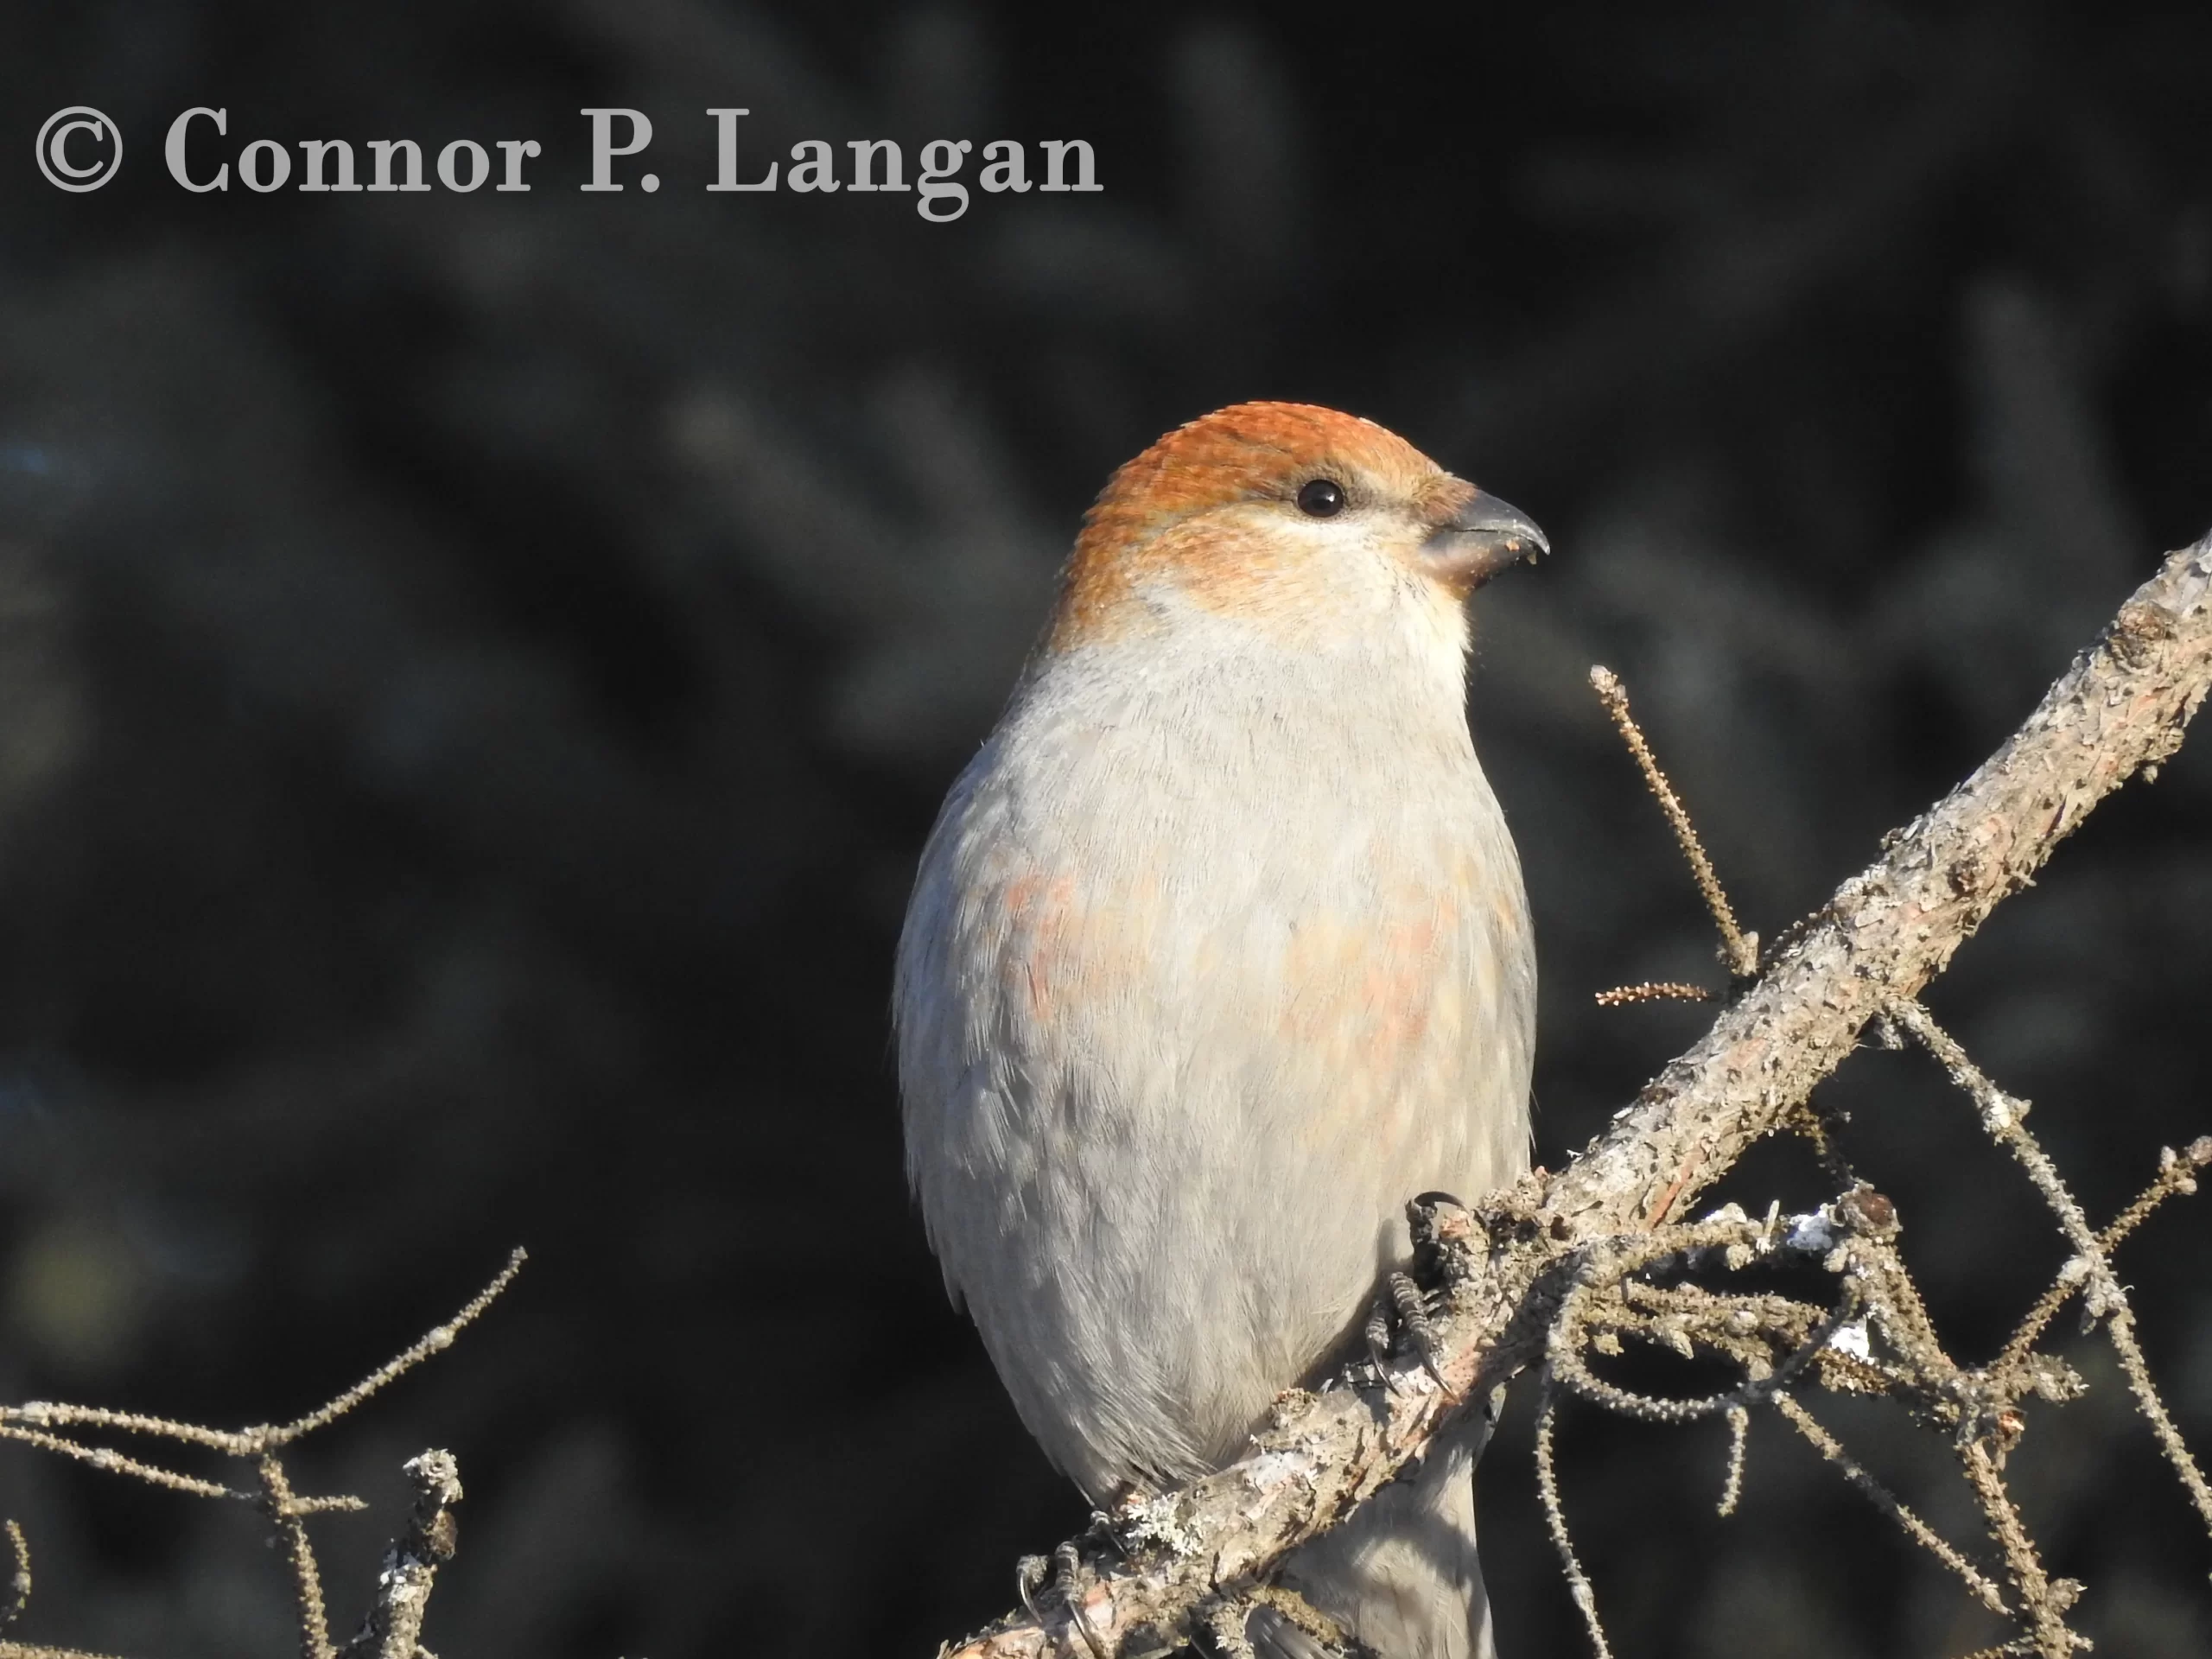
(1247, 1409, 1497, 1659)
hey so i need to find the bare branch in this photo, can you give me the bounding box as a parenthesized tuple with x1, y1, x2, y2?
(1552, 537, 2211, 1236)
(0, 1251, 524, 1659)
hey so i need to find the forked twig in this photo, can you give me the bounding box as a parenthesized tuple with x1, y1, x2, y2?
(1893, 1001, 2212, 1549)
(0, 1249, 526, 1659)
(1997, 1139, 2212, 1372)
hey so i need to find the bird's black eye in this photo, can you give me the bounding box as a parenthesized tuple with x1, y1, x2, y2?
(1296, 478, 1346, 518)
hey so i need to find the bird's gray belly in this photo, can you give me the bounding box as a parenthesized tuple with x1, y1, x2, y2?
(920, 794, 1533, 1499)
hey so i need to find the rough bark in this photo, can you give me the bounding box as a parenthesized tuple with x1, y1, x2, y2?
(938, 533, 2212, 1659)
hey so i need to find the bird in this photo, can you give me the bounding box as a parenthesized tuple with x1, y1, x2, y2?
(896, 401, 1543, 1659)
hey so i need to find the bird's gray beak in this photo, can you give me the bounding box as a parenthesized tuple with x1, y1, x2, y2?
(1422, 493, 1549, 590)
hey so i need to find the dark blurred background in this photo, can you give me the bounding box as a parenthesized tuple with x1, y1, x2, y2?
(1, 2, 2209, 1654)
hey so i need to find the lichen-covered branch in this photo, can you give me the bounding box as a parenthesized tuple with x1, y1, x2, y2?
(937, 534, 2212, 1659)
(340, 1450, 464, 1659)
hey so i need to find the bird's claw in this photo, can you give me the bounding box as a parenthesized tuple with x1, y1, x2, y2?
(1362, 1193, 1480, 1395)
(1363, 1270, 1449, 1394)
(1015, 1554, 1050, 1624)
(1020, 1541, 1106, 1659)
(1362, 1295, 1397, 1392)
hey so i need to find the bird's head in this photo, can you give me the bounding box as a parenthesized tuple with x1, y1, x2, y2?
(1044, 402, 1545, 656)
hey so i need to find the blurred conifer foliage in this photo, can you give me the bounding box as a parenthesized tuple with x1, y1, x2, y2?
(0, 3, 2208, 1655)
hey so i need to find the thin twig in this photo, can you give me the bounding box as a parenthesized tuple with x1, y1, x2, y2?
(1960, 1441, 2075, 1659)
(1594, 982, 1714, 1007)
(2096, 1138, 2212, 1253)
(1534, 1381, 1613, 1659)
(0, 1425, 242, 1501)
(259, 1457, 335, 1659)
(0, 1404, 247, 1455)
(2102, 1312, 2212, 1548)
(271, 1248, 528, 1445)
(2, 1523, 26, 1630)
(1891, 1002, 2112, 1301)
(1897, 1002, 2212, 1543)
(1588, 665, 1758, 979)
(1716, 1407, 1749, 1518)
(1769, 1393, 2008, 1614)
(1997, 1139, 2212, 1372)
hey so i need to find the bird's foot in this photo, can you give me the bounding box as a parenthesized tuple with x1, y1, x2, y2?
(1363, 1271, 1450, 1395)
(1017, 1541, 1107, 1659)
(1361, 1192, 1483, 1395)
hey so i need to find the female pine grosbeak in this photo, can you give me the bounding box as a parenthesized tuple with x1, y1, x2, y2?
(898, 403, 1543, 1659)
